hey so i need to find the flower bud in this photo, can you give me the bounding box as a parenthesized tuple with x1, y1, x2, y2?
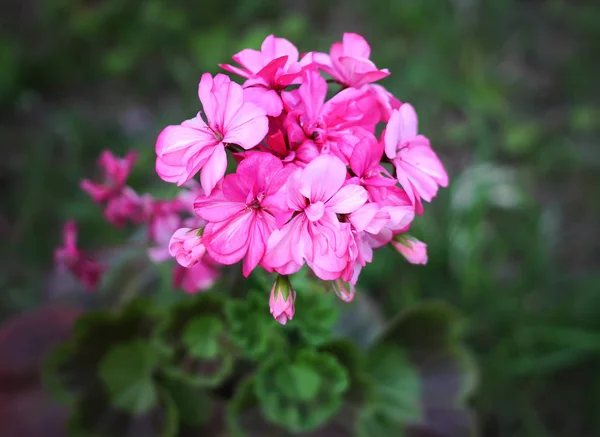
(391, 235, 428, 265)
(168, 227, 206, 268)
(332, 279, 355, 302)
(269, 275, 296, 325)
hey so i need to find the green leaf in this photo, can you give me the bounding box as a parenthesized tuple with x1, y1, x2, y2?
(226, 291, 287, 359)
(99, 340, 160, 415)
(182, 316, 224, 359)
(254, 349, 349, 433)
(42, 343, 78, 405)
(158, 388, 180, 437)
(292, 279, 340, 345)
(159, 372, 212, 428)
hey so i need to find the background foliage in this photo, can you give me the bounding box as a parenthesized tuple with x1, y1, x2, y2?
(1, 1, 600, 436)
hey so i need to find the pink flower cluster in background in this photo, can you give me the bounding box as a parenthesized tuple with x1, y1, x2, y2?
(57, 33, 448, 324)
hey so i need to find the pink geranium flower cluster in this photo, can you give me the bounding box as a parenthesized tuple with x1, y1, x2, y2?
(55, 33, 447, 324)
(154, 33, 449, 324)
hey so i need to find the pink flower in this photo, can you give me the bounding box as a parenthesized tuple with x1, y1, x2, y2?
(262, 154, 368, 280)
(169, 227, 206, 268)
(349, 136, 396, 193)
(155, 73, 268, 195)
(391, 236, 428, 265)
(54, 221, 104, 291)
(363, 84, 402, 123)
(194, 152, 292, 277)
(220, 35, 303, 116)
(283, 69, 376, 164)
(384, 104, 448, 214)
(103, 186, 146, 227)
(146, 198, 186, 263)
(173, 257, 220, 294)
(81, 150, 137, 203)
(269, 275, 296, 325)
(305, 33, 390, 88)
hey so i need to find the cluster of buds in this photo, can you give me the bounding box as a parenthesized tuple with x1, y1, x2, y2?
(56, 33, 448, 325)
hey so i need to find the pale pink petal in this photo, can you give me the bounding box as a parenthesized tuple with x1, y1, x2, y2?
(200, 144, 227, 196)
(261, 34, 299, 65)
(384, 109, 403, 159)
(243, 87, 283, 117)
(232, 49, 265, 74)
(242, 212, 276, 277)
(194, 188, 247, 222)
(222, 102, 268, 149)
(203, 212, 254, 263)
(326, 184, 368, 214)
(342, 33, 371, 58)
(397, 103, 419, 142)
(301, 155, 348, 203)
(262, 215, 307, 273)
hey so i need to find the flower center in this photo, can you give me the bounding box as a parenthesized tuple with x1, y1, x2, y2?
(305, 201, 325, 222)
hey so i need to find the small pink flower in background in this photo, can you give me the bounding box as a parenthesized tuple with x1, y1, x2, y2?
(81, 150, 137, 203)
(155, 73, 268, 194)
(384, 103, 448, 214)
(262, 154, 368, 280)
(391, 236, 428, 265)
(81, 150, 145, 227)
(332, 279, 355, 303)
(269, 275, 296, 325)
(173, 257, 220, 294)
(194, 152, 292, 277)
(305, 33, 390, 88)
(169, 227, 206, 268)
(221, 35, 303, 116)
(54, 221, 104, 291)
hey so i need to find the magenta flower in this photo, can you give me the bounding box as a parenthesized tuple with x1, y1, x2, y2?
(384, 104, 449, 214)
(305, 33, 390, 88)
(220, 35, 303, 116)
(262, 154, 368, 280)
(155, 73, 268, 195)
(283, 69, 377, 164)
(391, 236, 428, 265)
(54, 221, 104, 291)
(81, 150, 137, 203)
(349, 136, 396, 193)
(169, 227, 206, 268)
(269, 275, 296, 325)
(194, 152, 292, 277)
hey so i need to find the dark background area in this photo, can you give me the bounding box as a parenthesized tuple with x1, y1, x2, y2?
(1, 1, 599, 436)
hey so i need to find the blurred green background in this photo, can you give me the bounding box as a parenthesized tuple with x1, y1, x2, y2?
(1, 0, 599, 436)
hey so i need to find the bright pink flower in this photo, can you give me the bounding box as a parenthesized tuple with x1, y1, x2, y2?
(262, 155, 368, 280)
(363, 84, 402, 123)
(384, 104, 448, 214)
(103, 186, 146, 227)
(54, 221, 104, 291)
(81, 150, 137, 203)
(349, 136, 396, 192)
(304, 33, 390, 88)
(155, 73, 268, 194)
(269, 275, 296, 325)
(283, 70, 376, 164)
(194, 153, 292, 277)
(220, 35, 303, 116)
(169, 227, 206, 268)
(391, 236, 428, 265)
(366, 185, 415, 247)
(173, 257, 220, 294)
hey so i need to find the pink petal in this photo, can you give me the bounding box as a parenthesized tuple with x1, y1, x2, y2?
(286, 169, 307, 211)
(326, 184, 368, 214)
(200, 144, 227, 196)
(194, 188, 247, 222)
(397, 103, 419, 142)
(301, 155, 348, 203)
(342, 33, 371, 58)
(222, 102, 268, 149)
(298, 70, 327, 121)
(242, 212, 276, 277)
(261, 35, 299, 65)
(384, 109, 402, 159)
(203, 212, 253, 263)
(232, 48, 265, 74)
(243, 87, 283, 117)
(262, 215, 306, 274)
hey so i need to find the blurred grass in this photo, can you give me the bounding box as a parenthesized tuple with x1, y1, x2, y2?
(1, 0, 599, 436)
